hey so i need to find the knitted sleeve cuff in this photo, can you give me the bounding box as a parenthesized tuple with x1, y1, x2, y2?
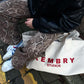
(32, 18, 40, 31)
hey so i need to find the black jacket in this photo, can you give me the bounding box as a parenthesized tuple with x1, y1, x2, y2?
(28, 0, 84, 33)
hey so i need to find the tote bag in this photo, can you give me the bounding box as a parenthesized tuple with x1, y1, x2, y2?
(23, 30, 84, 76)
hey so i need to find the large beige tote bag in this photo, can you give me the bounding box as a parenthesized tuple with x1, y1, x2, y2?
(23, 30, 84, 76)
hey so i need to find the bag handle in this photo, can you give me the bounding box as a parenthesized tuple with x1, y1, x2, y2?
(66, 30, 80, 41)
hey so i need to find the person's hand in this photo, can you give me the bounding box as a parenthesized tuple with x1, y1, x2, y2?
(25, 18, 34, 29)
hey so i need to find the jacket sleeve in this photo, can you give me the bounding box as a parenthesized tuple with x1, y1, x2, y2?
(32, 8, 84, 33)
